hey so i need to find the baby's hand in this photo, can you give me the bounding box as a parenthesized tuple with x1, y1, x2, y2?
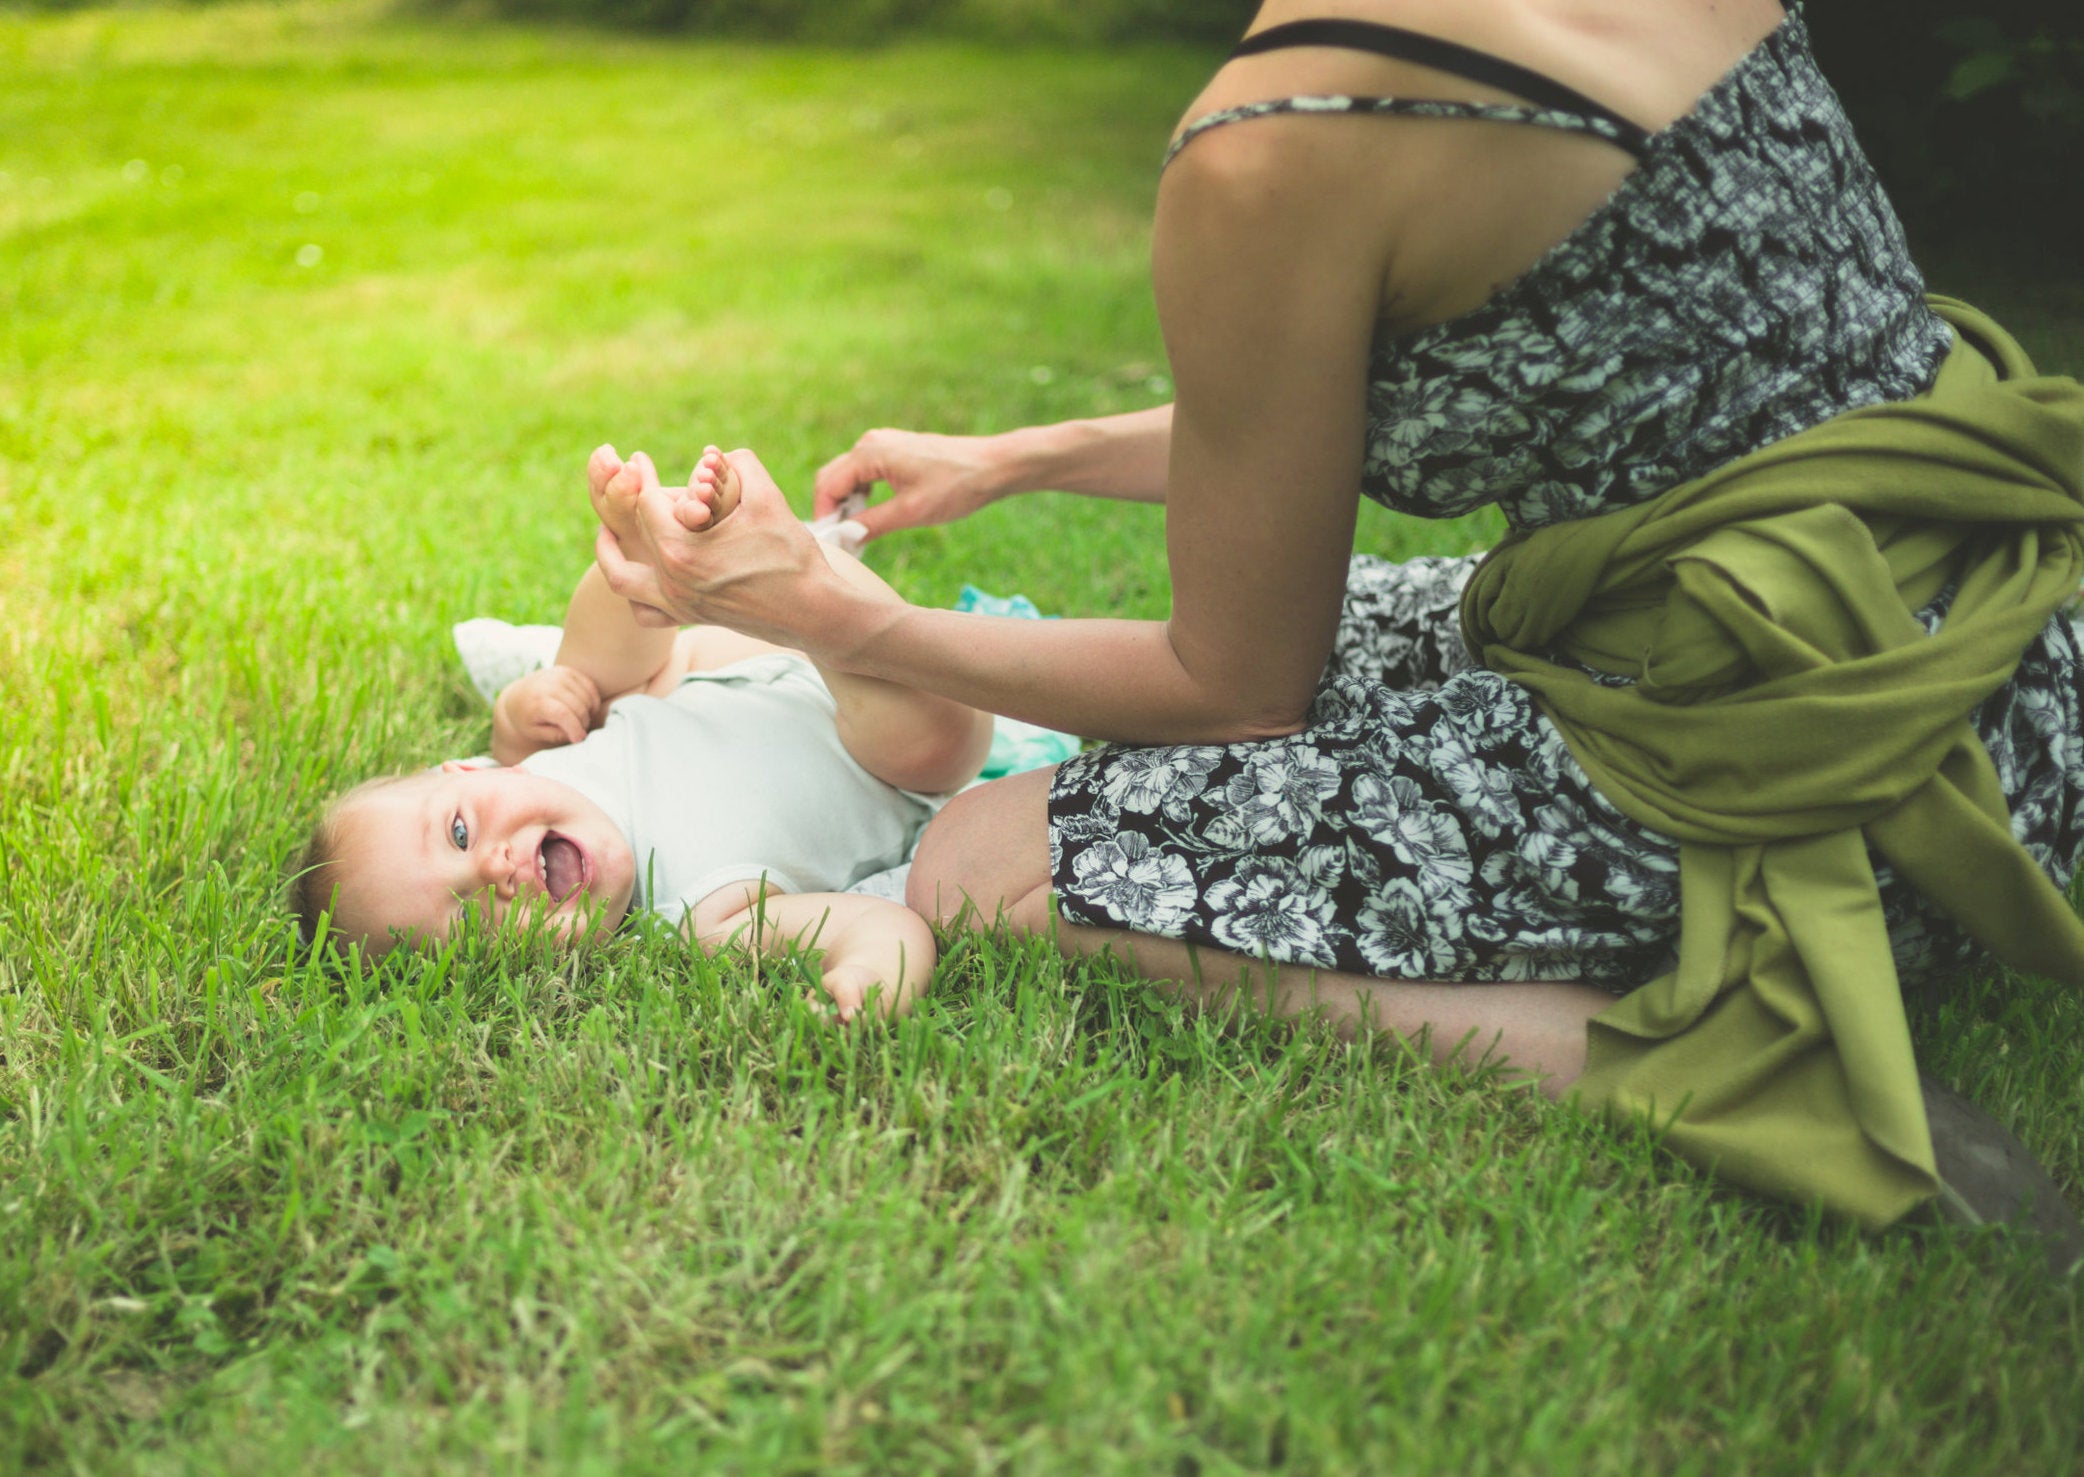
(812, 963, 877, 1025)
(492, 665, 602, 763)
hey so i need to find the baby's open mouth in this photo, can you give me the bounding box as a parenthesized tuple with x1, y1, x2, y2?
(540, 833, 585, 902)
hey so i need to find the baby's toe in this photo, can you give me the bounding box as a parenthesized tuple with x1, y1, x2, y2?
(709, 452, 742, 520)
(604, 460, 644, 506)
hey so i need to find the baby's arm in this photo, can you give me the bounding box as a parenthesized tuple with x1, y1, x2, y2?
(491, 452, 694, 765)
(488, 565, 678, 765)
(690, 882, 936, 1022)
(491, 665, 603, 766)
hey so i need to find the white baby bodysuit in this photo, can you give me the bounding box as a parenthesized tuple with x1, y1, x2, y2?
(518, 654, 940, 921)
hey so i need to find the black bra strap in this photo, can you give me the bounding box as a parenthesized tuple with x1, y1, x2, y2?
(1232, 19, 1653, 155)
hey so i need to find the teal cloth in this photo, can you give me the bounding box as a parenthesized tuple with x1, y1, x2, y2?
(954, 586, 1084, 777)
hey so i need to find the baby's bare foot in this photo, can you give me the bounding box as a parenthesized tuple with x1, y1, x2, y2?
(588, 444, 646, 539)
(586, 443, 620, 500)
(689, 445, 742, 529)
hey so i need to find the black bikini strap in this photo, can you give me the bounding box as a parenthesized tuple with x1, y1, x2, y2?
(1232, 18, 1653, 156)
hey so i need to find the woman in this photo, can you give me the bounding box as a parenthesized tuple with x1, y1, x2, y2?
(591, 0, 2084, 1261)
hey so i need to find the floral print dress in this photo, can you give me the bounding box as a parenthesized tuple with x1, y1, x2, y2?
(1045, 7, 2084, 989)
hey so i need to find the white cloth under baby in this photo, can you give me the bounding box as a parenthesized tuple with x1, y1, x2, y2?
(805, 493, 870, 556)
(452, 619, 563, 705)
(518, 653, 941, 921)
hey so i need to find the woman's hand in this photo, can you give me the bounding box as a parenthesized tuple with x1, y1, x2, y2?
(590, 444, 881, 660)
(811, 428, 1014, 542)
(815, 409, 1176, 535)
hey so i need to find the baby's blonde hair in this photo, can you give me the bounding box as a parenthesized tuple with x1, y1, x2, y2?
(288, 774, 412, 950)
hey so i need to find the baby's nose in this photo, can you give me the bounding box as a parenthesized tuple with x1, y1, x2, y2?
(477, 844, 520, 899)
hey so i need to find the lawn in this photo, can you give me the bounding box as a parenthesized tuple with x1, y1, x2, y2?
(3, 2, 2082, 1472)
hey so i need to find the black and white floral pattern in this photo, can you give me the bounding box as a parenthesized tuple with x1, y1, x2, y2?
(1052, 558, 2084, 991)
(1168, 8, 1951, 535)
(1055, 557, 1688, 989)
(1048, 7, 2084, 988)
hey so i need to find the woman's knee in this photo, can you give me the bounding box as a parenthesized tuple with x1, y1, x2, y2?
(907, 765, 1055, 928)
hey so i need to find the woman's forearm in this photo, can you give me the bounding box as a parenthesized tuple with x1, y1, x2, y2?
(817, 588, 1309, 747)
(990, 404, 1174, 505)
(593, 443, 1327, 746)
(813, 406, 1174, 536)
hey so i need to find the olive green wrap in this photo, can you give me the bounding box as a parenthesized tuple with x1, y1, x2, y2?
(1459, 298, 2084, 1227)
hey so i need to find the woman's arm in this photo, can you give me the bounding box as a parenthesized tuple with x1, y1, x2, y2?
(810, 405, 1176, 541)
(597, 117, 1393, 746)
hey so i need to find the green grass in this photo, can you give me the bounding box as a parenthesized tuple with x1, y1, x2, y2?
(3, 3, 2082, 1471)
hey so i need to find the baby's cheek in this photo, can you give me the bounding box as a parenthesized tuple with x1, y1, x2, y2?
(600, 833, 640, 918)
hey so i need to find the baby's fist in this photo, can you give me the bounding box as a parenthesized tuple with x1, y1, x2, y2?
(493, 665, 603, 762)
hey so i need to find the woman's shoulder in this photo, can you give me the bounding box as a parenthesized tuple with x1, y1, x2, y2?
(1163, 0, 1790, 338)
(1187, 0, 1786, 137)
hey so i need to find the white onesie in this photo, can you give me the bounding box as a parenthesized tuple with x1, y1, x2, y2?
(517, 653, 940, 923)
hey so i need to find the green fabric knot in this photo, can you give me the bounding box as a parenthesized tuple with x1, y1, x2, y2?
(1460, 297, 2084, 1227)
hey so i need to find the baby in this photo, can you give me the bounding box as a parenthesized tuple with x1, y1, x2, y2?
(293, 445, 993, 1020)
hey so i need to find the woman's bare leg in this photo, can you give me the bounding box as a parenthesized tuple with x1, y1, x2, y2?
(908, 766, 1618, 1097)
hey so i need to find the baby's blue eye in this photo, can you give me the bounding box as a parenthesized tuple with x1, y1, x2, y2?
(450, 815, 468, 850)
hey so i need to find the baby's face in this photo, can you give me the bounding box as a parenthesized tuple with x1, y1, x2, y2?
(329, 763, 636, 950)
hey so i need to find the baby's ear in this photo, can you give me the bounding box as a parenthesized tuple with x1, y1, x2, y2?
(438, 756, 501, 776)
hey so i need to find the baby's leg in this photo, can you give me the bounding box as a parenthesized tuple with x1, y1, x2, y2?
(643, 625, 794, 696)
(693, 447, 993, 795)
(564, 448, 685, 698)
(819, 599, 994, 795)
(586, 445, 790, 695)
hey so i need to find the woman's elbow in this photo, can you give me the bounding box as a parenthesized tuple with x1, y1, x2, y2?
(1187, 689, 1314, 745)
(1164, 627, 1323, 744)
(1230, 706, 1313, 743)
